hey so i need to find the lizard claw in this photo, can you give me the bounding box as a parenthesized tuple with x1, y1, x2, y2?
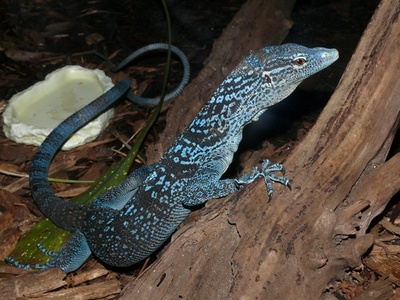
(235, 159, 291, 198)
(260, 159, 291, 197)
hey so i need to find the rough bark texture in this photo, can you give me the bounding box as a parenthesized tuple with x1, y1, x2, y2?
(121, 0, 400, 298)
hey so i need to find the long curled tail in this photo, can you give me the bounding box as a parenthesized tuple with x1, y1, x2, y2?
(96, 43, 190, 105)
(29, 78, 131, 231)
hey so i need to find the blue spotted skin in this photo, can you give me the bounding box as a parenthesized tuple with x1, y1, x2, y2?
(10, 44, 338, 272)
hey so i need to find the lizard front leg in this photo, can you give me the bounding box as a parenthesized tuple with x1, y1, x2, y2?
(182, 159, 290, 206)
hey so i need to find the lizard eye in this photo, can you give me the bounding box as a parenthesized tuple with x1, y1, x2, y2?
(294, 57, 306, 66)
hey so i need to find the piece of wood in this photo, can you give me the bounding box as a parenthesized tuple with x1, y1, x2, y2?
(0, 268, 65, 299)
(23, 280, 121, 300)
(0, 267, 121, 300)
(122, 0, 400, 298)
(352, 277, 393, 300)
(363, 244, 400, 286)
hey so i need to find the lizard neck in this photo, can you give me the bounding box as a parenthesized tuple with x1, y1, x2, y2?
(167, 76, 285, 163)
(183, 63, 298, 148)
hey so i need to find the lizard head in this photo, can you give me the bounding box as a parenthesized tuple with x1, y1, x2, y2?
(240, 43, 339, 108)
(198, 44, 339, 129)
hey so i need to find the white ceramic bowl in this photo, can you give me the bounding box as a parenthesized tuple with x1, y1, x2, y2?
(2, 65, 115, 150)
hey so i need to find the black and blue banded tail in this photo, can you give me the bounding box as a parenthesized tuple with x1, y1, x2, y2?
(29, 78, 131, 231)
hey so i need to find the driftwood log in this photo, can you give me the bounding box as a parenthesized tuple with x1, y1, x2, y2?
(121, 0, 400, 298)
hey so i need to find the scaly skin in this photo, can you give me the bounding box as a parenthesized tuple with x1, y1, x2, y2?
(8, 44, 338, 272)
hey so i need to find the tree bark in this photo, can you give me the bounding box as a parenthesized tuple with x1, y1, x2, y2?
(122, 0, 400, 298)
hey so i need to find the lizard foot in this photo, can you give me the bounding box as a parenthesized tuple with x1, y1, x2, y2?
(235, 159, 291, 198)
